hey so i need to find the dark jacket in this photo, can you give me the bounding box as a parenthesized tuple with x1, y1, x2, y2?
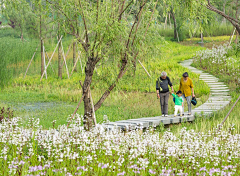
(156, 76, 173, 93)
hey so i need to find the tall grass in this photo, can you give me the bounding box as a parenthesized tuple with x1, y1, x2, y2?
(0, 28, 39, 87)
(157, 22, 233, 41)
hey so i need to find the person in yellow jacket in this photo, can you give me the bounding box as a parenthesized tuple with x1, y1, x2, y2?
(179, 72, 195, 115)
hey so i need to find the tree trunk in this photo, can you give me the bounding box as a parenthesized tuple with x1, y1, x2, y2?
(235, 0, 239, 44)
(171, 10, 177, 40)
(40, 14, 44, 76)
(205, 2, 240, 35)
(201, 32, 204, 43)
(169, 13, 172, 28)
(20, 29, 24, 42)
(164, 16, 167, 29)
(41, 39, 44, 76)
(82, 58, 96, 130)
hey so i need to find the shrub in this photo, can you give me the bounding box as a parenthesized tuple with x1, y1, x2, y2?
(0, 107, 14, 123)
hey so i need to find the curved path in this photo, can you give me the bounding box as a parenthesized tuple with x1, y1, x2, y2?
(105, 59, 232, 130)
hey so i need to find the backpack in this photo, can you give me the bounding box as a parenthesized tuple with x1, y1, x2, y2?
(157, 77, 163, 92)
(191, 97, 197, 106)
(173, 97, 175, 103)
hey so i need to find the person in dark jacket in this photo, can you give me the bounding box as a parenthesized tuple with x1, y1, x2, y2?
(156, 71, 174, 117)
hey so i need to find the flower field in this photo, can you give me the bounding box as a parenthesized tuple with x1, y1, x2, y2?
(192, 43, 240, 85)
(1, 116, 239, 176)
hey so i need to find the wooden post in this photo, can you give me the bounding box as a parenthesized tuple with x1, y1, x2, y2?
(67, 83, 90, 128)
(40, 35, 63, 81)
(44, 47, 55, 73)
(229, 28, 236, 46)
(24, 45, 39, 79)
(61, 41, 70, 79)
(89, 88, 97, 126)
(43, 45, 47, 79)
(218, 95, 240, 132)
(79, 55, 83, 73)
(66, 41, 73, 58)
(77, 46, 84, 73)
(70, 54, 80, 77)
(138, 60, 151, 78)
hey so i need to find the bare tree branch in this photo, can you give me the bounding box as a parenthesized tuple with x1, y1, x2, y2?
(131, 0, 147, 46)
(92, 0, 99, 55)
(78, 0, 89, 46)
(119, 0, 134, 21)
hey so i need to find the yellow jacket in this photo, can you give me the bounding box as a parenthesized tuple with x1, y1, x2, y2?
(179, 78, 194, 97)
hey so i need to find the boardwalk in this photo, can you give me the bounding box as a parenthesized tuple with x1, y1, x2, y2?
(104, 59, 231, 130)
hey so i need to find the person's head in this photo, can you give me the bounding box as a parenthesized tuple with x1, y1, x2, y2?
(182, 72, 188, 81)
(161, 71, 167, 79)
(176, 90, 182, 97)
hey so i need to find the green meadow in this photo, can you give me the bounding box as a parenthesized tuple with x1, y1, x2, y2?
(0, 28, 210, 129)
(0, 28, 239, 134)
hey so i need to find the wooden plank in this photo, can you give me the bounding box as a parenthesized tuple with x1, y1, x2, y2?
(200, 78, 219, 80)
(104, 125, 121, 131)
(106, 122, 137, 130)
(192, 110, 215, 113)
(211, 93, 230, 95)
(210, 89, 229, 92)
(208, 85, 227, 87)
(210, 87, 229, 90)
(206, 101, 230, 103)
(115, 120, 149, 128)
(127, 119, 161, 126)
(169, 117, 181, 123)
(180, 116, 195, 122)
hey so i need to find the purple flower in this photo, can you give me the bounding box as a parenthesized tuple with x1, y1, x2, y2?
(117, 171, 125, 176)
(43, 164, 50, 168)
(37, 166, 43, 170)
(128, 164, 137, 169)
(149, 169, 156, 174)
(77, 166, 87, 171)
(75, 173, 82, 175)
(199, 167, 207, 171)
(19, 161, 25, 165)
(133, 170, 140, 174)
(101, 164, 108, 169)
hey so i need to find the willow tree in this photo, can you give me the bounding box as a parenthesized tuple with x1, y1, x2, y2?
(187, 0, 240, 35)
(2, 0, 53, 76)
(46, 0, 159, 130)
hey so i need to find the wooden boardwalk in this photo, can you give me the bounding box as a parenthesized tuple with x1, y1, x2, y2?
(104, 59, 231, 130)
